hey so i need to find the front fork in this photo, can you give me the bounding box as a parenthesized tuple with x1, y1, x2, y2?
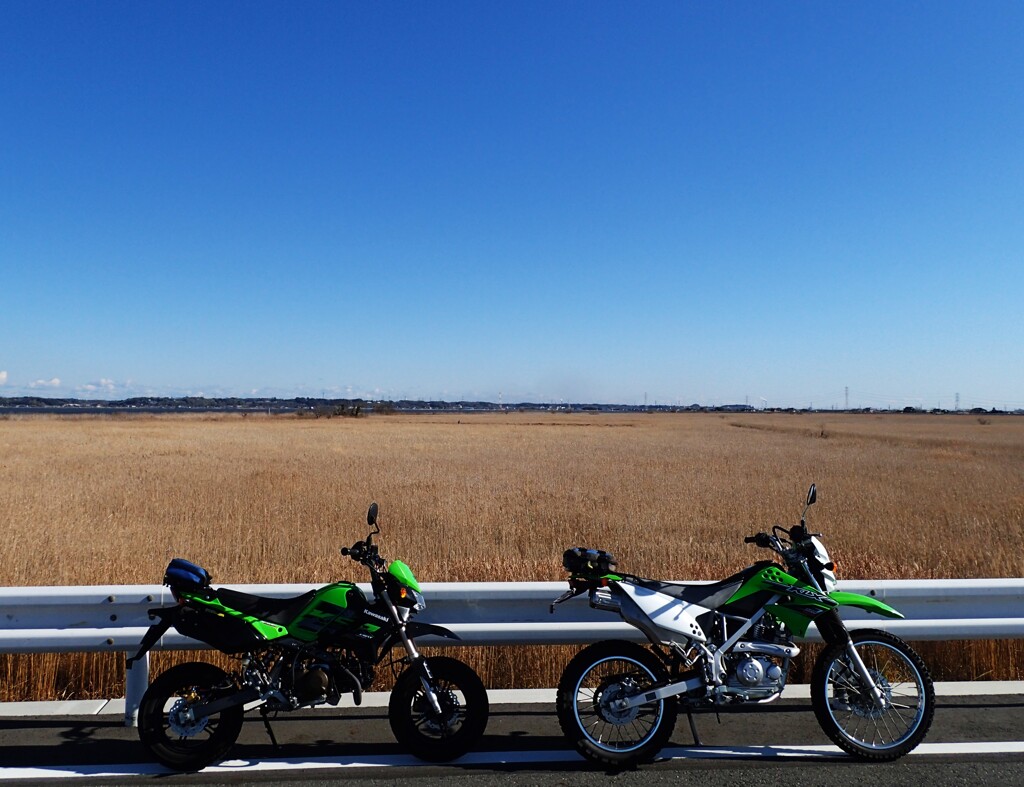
(817, 610, 887, 709)
(843, 640, 888, 709)
(380, 592, 444, 716)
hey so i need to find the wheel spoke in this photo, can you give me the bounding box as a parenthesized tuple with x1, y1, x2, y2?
(822, 638, 928, 752)
(571, 655, 663, 752)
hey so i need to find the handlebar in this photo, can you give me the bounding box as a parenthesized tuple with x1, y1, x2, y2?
(744, 532, 773, 548)
(745, 524, 826, 568)
(341, 539, 384, 569)
(744, 525, 818, 557)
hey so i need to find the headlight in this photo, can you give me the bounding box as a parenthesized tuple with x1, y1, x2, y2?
(396, 585, 427, 613)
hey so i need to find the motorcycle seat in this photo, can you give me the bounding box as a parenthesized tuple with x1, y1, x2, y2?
(629, 561, 776, 610)
(212, 587, 318, 626)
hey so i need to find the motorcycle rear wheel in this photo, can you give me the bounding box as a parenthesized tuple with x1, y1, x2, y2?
(389, 656, 489, 761)
(556, 640, 677, 766)
(138, 661, 244, 772)
(811, 628, 935, 760)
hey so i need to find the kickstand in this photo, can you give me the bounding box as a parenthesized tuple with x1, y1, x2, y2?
(260, 709, 279, 749)
(686, 709, 703, 746)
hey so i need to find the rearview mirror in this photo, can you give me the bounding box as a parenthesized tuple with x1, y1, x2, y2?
(367, 502, 379, 528)
(806, 484, 817, 507)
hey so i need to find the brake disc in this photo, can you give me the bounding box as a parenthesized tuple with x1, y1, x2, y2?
(594, 677, 641, 725)
(167, 697, 210, 737)
(413, 687, 461, 735)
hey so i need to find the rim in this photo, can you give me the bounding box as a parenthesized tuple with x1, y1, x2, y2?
(824, 639, 927, 750)
(571, 655, 664, 753)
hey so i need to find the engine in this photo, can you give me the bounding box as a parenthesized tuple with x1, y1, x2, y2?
(726, 654, 785, 695)
(247, 646, 373, 710)
(297, 651, 373, 703)
(721, 637, 798, 700)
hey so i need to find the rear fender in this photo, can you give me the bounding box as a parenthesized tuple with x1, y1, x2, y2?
(126, 606, 177, 666)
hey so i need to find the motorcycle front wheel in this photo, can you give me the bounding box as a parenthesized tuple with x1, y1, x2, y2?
(811, 628, 935, 760)
(138, 661, 244, 772)
(388, 656, 489, 762)
(556, 640, 677, 766)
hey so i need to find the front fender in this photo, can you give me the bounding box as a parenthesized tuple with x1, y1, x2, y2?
(406, 621, 461, 641)
(377, 620, 461, 660)
(829, 590, 904, 619)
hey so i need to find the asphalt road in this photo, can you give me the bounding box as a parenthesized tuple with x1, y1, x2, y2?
(2, 690, 1023, 786)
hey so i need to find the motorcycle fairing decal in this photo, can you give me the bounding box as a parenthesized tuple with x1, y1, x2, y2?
(618, 582, 710, 642)
(828, 590, 904, 619)
(763, 580, 838, 608)
(294, 601, 353, 631)
(286, 584, 371, 642)
(363, 608, 389, 623)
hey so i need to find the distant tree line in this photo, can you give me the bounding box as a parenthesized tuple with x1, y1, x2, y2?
(0, 396, 1019, 416)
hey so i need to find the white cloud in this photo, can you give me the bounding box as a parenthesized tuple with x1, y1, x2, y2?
(0, 370, 7, 385)
(29, 378, 61, 389)
(77, 379, 119, 394)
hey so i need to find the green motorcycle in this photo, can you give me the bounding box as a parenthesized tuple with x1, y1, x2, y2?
(551, 484, 934, 765)
(129, 503, 488, 771)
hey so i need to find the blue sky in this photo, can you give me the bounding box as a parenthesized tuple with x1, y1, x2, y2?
(2, 2, 1022, 409)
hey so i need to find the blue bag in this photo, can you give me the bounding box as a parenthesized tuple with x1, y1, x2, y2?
(164, 558, 212, 592)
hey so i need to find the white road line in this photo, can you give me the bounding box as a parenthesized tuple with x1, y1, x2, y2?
(3, 741, 1024, 780)
(3, 681, 1022, 717)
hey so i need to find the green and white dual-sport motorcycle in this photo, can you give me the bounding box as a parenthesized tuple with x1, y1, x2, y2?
(551, 484, 935, 765)
(128, 503, 488, 772)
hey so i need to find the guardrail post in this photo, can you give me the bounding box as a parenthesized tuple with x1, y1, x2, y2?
(124, 652, 149, 727)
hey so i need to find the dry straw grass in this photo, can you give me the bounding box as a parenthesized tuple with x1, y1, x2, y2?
(2, 412, 1023, 699)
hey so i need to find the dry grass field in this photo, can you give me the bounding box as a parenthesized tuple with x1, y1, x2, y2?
(2, 411, 1023, 700)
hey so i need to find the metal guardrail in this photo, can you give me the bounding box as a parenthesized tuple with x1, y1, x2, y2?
(2, 578, 1024, 726)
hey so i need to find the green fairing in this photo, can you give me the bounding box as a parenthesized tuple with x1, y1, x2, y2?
(766, 604, 816, 638)
(286, 582, 368, 642)
(727, 564, 834, 610)
(726, 564, 792, 605)
(388, 560, 421, 593)
(828, 590, 904, 619)
(766, 590, 903, 638)
(182, 594, 290, 641)
(303, 582, 361, 610)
